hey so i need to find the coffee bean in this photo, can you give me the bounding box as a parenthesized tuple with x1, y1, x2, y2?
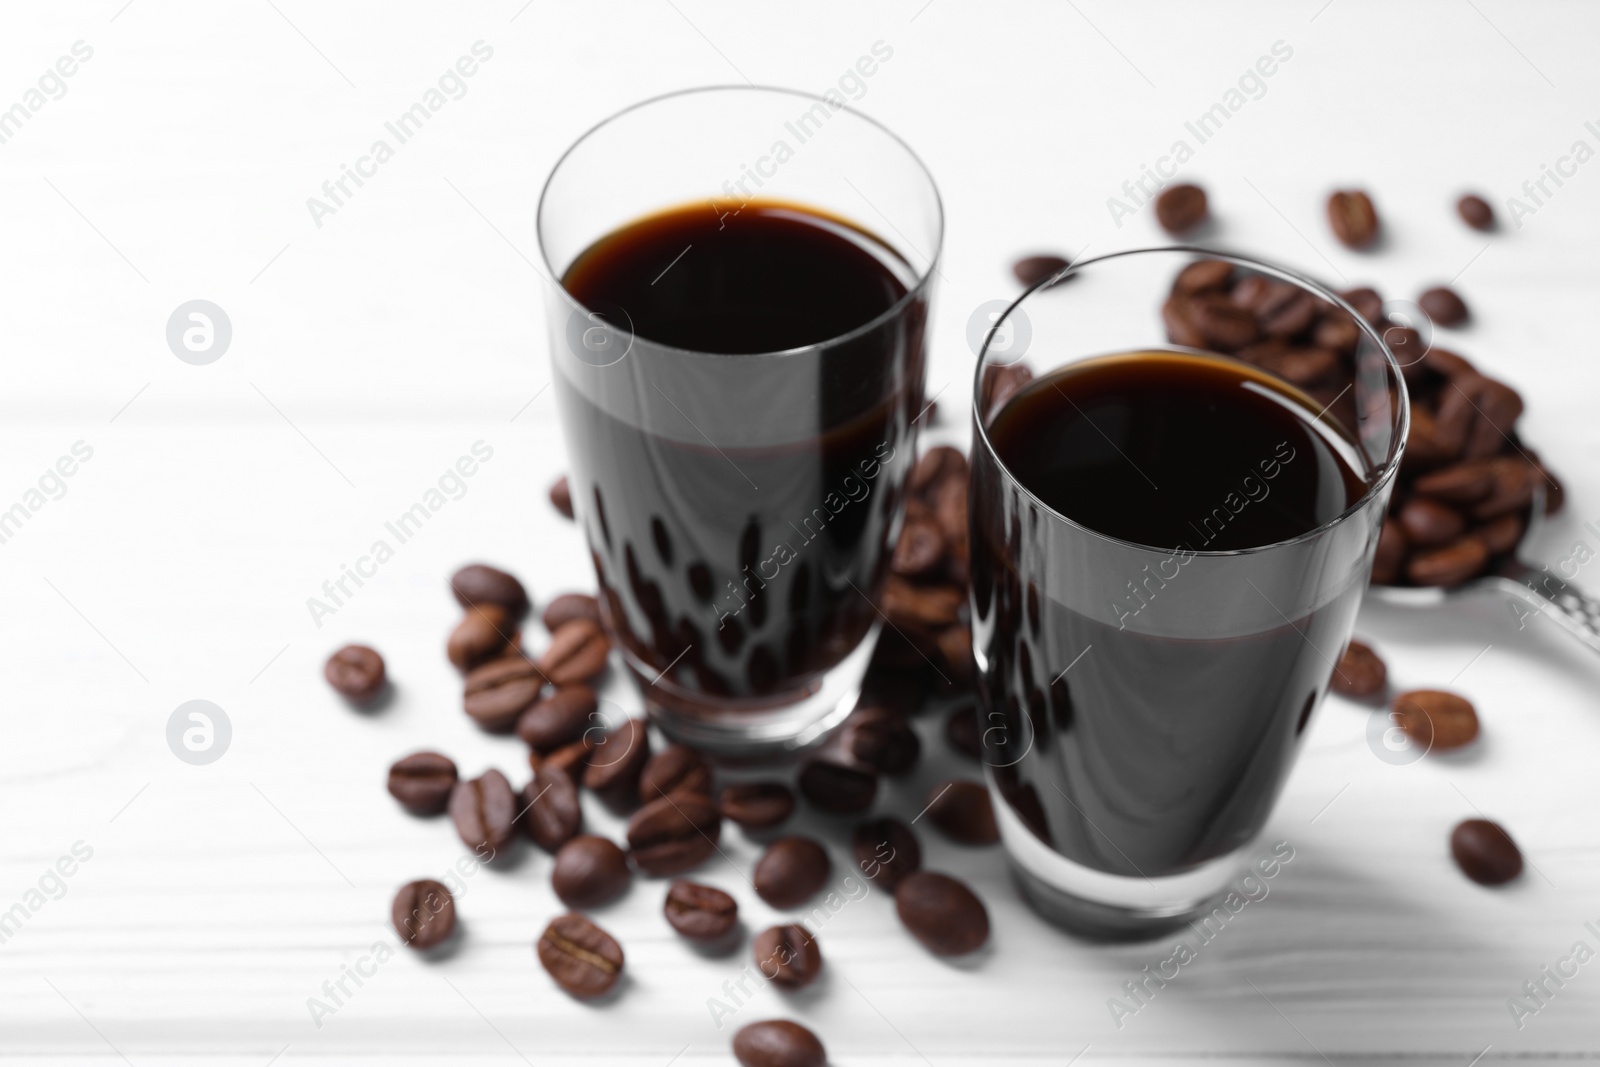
(890, 516, 945, 578)
(797, 757, 878, 815)
(881, 577, 962, 631)
(583, 717, 651, 810)
(1165, 294, 1259, 351)
(1330, 639, 1386, 699)
(732, 1019, 826, 1067)
(549, 475, 574, 519)
(1371, 518, 1408, 585)
(324, 644, 385, 704)
(538, 913, 623, 998)
(626, 792, 721, 876)
(521, 763, 582, 851)
(925, 780, 998, 845)
(718, 782, 795, 830)
(1406, 536, 1489, 587)
(1457, 194, 1495, 231)
(1424, 346, 1476, 379)
(545, 735, 598, 776)
(387, 751, 458, 816)
(536, 619, 611, 686)
(853, 817, 921, 890)
(1383, 324, 1426, 373)
(1451, 818, 1522, 885)
(909, 445, 968, 497)
(448, 769, 518, 856)
(450, 563, 529, 619)
(448, 604, 515, 672)
(1469, 457, 1536, 520)
(753, 836, 831, 909)
(542, 592, 600, 632)
(1392, 689, 1480, 751)
(842, 706, 920, 776)
(639, 744, 712, 802)
(391, 879, 456, 950)
(1414, 459, 1497, 504)
(1473, 511, 1525, 555)
(1327, 189, 1379, 249)
(895, 871, 990, 956)
(944, 705, 981, 760)
(935, 624, 975, 687)
(552, 834, 631, 908)
(664, 880, 738, 942)
(462, 655, 543, 733)
(1173, 258, 1233, 295)
(1011, 254, 1071, 289)
(516, 685, 599, 753)
(752, 924, 822, 990)
(1155, 183, 1208, 234)
(1419, 286, 1468, 327)
(1398, 497, 1466, 548)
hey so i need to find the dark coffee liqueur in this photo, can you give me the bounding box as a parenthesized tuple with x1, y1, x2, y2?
(975, 351, 1371, 876)
(560, 200, 920, 707)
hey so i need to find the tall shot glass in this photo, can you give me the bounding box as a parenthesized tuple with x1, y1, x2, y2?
(969, 248, 1408, 937)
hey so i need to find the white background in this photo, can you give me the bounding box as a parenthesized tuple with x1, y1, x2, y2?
(3, 1, 1599, 1063)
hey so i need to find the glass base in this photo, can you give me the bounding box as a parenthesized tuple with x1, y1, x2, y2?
(626, 622, 881, 759)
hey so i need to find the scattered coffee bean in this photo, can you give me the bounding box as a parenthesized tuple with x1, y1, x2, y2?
(583, 717, 652, 810)
(536, 619, 612, 686)
(945, 704, 981, 760)
(542, 592, 600, 632)
(626, 792, 721, 876)
(516, 685, 599, 753)
(925, 780, 999, 845)
(450, 563, 529, 619)
(753, 836, 831, 909)
(1012, 253, 1071, 289)
(1398, 496, 1466, 547)
(639, 744, 712, 801)
(448, 769, 518, 856)
(752, 924, 823, 990)
(1392, 689, 1480, 751)
(1419, 286, 1468, 327)
(1474, 511, 1525, 555)
(549, 475, 574, 519)
(447, 604, 515, 672)
(890, 516, 945, 578)
(1414, 459, 1498, 503)
(732, 1019, 826, 1067)
(1457, 194, 1495, 231)
(1173, 258, 1233, 295)
(1155, 182, 1208, 234)
(545, 735, 598, 776)
(462, 655, 543, 733)
(895, 871, 990, 956)
(664, 880, 739, 942)
(1327, 189, 1379, 249)
(1371, 519, 1408, 585)
(797, 757, 878, 815)
(853, 817, 921, 890)
(1330, 639, 1386, 699)
(552, 834, 632, 908)
(391, 879, 456, 950)
(842, 705, 920, 776)
(1451, 818, 1523, 885)
(538, 913, 623, 998)
(1406, 536, 1489, 587)
(387, 751, 458, 816)
(521, 763, 582, 852)
(324, 644, 386, 704)
(719, 782, 795, 830)
(881, 577, 963, 630)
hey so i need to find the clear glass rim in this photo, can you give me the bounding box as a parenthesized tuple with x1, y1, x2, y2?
(970, 245, 1413, 559)
(535, 83, 945, 361)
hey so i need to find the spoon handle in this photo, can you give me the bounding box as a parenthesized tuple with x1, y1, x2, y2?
(1494, 559, 1600, 654)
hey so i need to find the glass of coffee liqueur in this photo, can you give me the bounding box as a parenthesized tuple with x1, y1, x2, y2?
(971, 247, 1408, 937)
(538, 87, 941, 755)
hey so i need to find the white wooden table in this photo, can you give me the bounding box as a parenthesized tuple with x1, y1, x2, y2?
(3, 1, 1599, 1062)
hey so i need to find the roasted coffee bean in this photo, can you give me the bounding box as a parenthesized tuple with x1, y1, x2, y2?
(542, 592, 600, 632)
(391, 879, 456, 949)
(1392, 689, 1480, 751)
(935, 624, 975, 686)
(1173, 258, 1233, 295)
(1327, 189, 1379, 248)
(752, 924, 822, 990)
(664, 880, 739, 941)
(1457, 194, 1495, 231)
(1331, 639, 1386, 699)
(753, 836, 831, 909)
(853, 817, 921, 890)
(546, 735, 598, 776)
(1155, 183, 1209, 234)
(583, 717, 652, 810)
(1371, 518, 1408, 585)
(1406, 536, 1489, 587)
(639, 744, 712, 801)
(843, 706, 920, 776)
(982, 362, 1034, 421)
(1339, 286, 1385, 326)
(1469, 457, 1536, 520)
(718, 782, 795, 830)
(463, 655, 543, 733)
(1012, 253, 1072, 289)
(324, 644, 386, 704)
(1313, 308, 1361, 352)
(1414, 459, 1497, 504)
(890, 516, 945, 578)
(448, 604, 514, 672)
(1451, 818, 1522, 885)
(732, 1019, 826, 1067)
(516, 685, 599, 753)
(931, 470, 969, 550)
(549, 475, 574, 519)
(387, 751, 458, 816)
(797, 757, 878, 815)
(536, 619, 611, 686)
(1418, 285, 1468, 327)
(1398, 497, 1466, 548)
(1474, 512, 1525, 555)
(626, 792, 721, 876)
(450, 563, 530, 619)
(448, 769, 518, 856)
(1383, 325, 1426, 374)
(1424, 346, 1476, 379)
(909, 445, 968, 497)
(945, 704, 981, 759)
(521, 763, 582, 851)
(882, 577, 962, 630)
(925, 780, 999, 845)
(552, 834, 631, 908)
(1165, 294, 1259, 351)
(895, 871, 990, 956)
(538, 913, 623, 998)
(1259, 346, 1340, 387)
